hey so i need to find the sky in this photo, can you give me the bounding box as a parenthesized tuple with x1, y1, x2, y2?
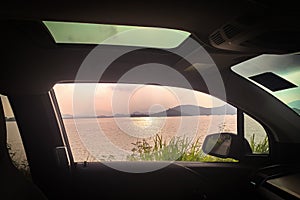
(54, 83, 226, 116)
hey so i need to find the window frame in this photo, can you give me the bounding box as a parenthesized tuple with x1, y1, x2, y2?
(49, 84, 272, 166)
(238, 110, 273, 160)
(0, 94, 32, 177)
(49, 89, 74, 167)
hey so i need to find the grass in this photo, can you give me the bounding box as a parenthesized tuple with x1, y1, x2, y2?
(128, 133, 270, 162)
(128, 134, 237, 162)
(249, 134, 269, 154)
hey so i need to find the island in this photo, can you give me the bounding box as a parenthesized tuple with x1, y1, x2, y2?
(62, 104, 237, 119)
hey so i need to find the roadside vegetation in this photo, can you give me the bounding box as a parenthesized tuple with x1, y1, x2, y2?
(128, 133, 269, 162)
(128, 134, 237, 162)
(249, 134, 269, 154)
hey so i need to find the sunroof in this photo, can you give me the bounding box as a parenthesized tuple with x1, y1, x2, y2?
(43, 21, 190, 48)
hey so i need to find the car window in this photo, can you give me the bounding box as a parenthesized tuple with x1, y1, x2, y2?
(0, 95, 31, 178)
(231, 53, 300, 116)
(53, 83, 239, 163)
(43, 21, 190, 48)
(244, 113, 269, 154)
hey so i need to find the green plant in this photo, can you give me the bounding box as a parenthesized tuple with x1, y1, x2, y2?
(249, 134, 269, 154)
(129, 135, 189, 161)
(128, 134, 237, 162)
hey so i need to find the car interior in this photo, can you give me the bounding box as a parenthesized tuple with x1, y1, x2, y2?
(1, 1, 300, 200)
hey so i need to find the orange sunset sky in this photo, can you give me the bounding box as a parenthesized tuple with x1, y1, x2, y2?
(54, 83, 225, 116)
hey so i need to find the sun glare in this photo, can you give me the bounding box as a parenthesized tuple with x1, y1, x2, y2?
(53, 83, 225, 117)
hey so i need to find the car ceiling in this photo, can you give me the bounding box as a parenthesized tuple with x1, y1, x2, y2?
(0, 1, 299, 94)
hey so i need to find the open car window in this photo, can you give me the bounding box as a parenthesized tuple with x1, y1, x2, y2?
(52, 83, 238, 163)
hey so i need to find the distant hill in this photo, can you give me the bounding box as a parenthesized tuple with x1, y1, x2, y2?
(114, 113, 130, 118)
(151, 104, 236, 117)
(287, 100, 300, 115)
(62, 114, 73, 119)
(289, 100, 300, 109)
(130, 112, 149, 117)
(67, 104, 237, 119)
(292, 108, 300, 115)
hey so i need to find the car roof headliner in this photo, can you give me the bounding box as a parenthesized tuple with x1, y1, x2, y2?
(0, 1, 300, 94)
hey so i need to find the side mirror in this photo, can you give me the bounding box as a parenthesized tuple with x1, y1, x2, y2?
(202, 133, 251, 160)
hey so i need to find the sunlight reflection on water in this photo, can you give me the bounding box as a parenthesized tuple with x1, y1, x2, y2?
(65, 115, 237, 162)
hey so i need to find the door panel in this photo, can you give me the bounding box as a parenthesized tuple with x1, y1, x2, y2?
(68, 162, 254, 200)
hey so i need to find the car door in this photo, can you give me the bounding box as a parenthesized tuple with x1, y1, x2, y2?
(30, 83, 271, 200)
